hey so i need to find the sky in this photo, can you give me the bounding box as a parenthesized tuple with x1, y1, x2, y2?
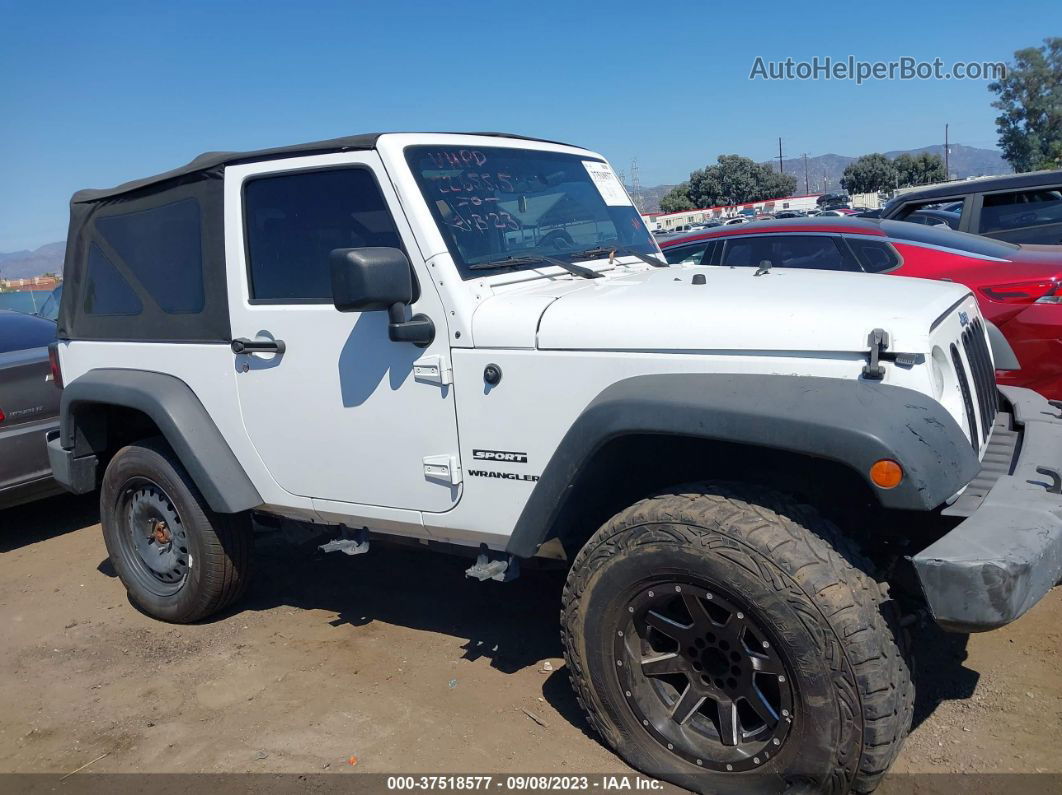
(1, 0, 1059, 251)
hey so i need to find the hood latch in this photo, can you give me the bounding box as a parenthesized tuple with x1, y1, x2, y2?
(863, 328, 921, 380)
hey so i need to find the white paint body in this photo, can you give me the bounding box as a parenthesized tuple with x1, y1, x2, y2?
(57, 134, 990, 551)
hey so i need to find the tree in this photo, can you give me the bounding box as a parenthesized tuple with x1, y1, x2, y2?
(893, 152, 946, 188)
(659, 183, 694, 213)
(661, 155, 796, 212)
(989, 37, 1062, 172)
(840, 154, 897, 194)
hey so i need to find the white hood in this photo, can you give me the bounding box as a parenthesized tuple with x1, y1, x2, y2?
(471, 266, 972, 353)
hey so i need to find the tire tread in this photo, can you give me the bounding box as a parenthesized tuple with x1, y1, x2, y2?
(560, 482, 913, 794)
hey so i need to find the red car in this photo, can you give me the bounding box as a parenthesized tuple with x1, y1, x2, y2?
(660, 218, 1062, 398)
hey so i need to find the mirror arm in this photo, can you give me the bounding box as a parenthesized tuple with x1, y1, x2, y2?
(387, 302, 435, 348)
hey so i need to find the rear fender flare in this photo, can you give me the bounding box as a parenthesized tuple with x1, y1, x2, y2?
(59, 369, 262, 513)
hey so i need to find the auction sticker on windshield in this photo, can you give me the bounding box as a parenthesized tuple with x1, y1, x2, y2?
(583, 161, 632, 206)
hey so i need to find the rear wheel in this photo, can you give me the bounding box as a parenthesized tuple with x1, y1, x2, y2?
(100, 439, 253, 623)
(561, 483, 912, 794)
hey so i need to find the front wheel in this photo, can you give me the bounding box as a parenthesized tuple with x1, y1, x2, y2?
(100, 438, 253, 623)
(561, 483, 912, 794)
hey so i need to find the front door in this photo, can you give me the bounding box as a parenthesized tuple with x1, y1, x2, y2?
(225, 153, 460, 513)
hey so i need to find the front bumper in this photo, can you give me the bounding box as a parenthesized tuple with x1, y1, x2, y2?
(913, 386, 1062, 632)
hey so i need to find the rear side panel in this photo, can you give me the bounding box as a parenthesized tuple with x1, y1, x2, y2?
(0, 347, 60, 495)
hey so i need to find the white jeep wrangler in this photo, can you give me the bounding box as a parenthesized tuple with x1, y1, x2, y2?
(47, 133, 1062, 793)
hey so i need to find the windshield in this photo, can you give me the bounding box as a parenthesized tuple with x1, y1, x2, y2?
(405, 145, 657, 278)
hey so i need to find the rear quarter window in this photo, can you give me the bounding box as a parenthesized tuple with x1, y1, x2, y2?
(846, 239, 901, 273)
(979, 188, 1062, 233)
(94, 198, 205, 314)
(84, 244, 144, 316)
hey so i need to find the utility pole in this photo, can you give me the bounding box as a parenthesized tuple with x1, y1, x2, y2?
(944, 123, 950, 179)
(778, 138, 784, 174)
(803, 153, 809, 194)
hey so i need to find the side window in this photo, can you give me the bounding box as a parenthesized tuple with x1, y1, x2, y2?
(94, 198, 204, 313)
(979, 188, 1062, 233)
(896, 199, 964, 226)
(721, 239, 758, 266)
(765, 236, 853, 271)
(244, 168, 402, 302)
(846, 239, 901, 273)
(84, 243, 143, 316)
(663, 242, 710, 265)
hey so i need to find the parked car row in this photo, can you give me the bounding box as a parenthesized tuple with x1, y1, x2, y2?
(0, 309, 61, 508)
(652, 207, 860, 236)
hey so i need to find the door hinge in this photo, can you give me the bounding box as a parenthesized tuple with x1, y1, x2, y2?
(423, 454, 462, 485)
(413, 355, 453, 386)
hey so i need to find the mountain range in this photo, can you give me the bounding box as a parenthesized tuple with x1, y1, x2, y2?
(628, 144, 1011, 212)
(0, 145, 1012, 279)
(0, 242, 66, 281)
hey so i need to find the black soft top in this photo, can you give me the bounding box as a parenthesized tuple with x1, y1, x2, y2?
(60, 131, 574, 343)
(73, 131, 573, 203)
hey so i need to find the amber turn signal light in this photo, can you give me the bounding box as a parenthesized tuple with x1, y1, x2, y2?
(870, 459, 903, 489)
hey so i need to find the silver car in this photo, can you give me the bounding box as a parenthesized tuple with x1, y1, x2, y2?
(0, 309, 62, 509)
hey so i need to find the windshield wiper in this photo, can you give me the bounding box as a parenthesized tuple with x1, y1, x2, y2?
(567, 246, 667, 268)
(467, 255, 603, 279)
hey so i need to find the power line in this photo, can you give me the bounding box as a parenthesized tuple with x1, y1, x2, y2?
(629, 157, 643, 211)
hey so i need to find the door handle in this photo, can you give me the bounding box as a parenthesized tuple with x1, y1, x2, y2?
(231, 337, 286, 355)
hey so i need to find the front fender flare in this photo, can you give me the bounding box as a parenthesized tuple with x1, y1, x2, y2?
(506, 373, 978, 557)
(59, 369, 262, 513)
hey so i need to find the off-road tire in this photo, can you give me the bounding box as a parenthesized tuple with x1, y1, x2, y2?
(100, 438, 253, 623)
(561, 482, 913, 794)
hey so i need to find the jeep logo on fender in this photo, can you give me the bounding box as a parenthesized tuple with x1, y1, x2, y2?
(472, 449, 528, 463)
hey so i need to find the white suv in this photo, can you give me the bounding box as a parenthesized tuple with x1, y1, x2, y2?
(47, 132, 1062, 793)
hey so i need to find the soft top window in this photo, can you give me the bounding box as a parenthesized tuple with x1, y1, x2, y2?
(60, 176, 229, 343)
(84, 243, 143, 316)
(94, 198, 204, 314)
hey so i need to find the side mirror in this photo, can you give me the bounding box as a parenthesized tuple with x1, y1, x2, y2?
(330, 247, 413, 312)
(329, 247, 434, 347)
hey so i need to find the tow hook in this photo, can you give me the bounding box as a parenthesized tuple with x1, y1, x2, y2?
(465, 545, 520, 582)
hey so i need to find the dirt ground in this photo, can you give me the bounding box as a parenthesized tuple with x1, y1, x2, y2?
(1, 494, 1060, 788)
